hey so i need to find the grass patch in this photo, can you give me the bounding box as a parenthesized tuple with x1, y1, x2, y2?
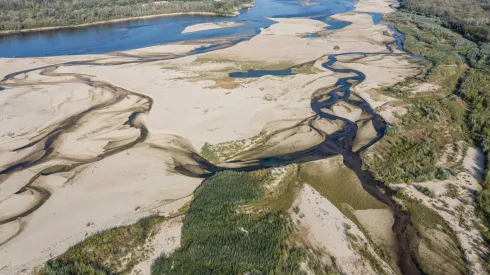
(200, 131, 269, 164)
(403, 201, 468, 275)
(38, 215, 167, 275)
(299, 158, 386, 210)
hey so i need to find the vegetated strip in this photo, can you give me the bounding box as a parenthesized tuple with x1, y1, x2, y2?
(0, 0, 253, 35)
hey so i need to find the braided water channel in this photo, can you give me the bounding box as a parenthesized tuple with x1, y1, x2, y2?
(0, 20, 428, 274)
(219, 38, 428, 274)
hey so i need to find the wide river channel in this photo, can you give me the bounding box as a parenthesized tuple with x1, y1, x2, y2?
(0, 0, 356, 57)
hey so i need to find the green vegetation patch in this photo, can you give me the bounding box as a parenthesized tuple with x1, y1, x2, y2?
(151, 170, 287, 274)
(248, 166, 302, 214)
(39, 215, 167, 275)
(299, 158, 386, 210)
(151, 169, 335, 274)
(403, 202, 468, 275)
(200, 131, 269, 164)
(400, 0, 490, 42)
(362, 12, 471, 185)
(383, 4, 490, 271)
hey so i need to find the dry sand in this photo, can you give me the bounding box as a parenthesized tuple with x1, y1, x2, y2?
(182, 21, 246, 33)
(291, 184, 395, 275)
(354, 0, 396, 14)
(392, 147, 488, 274)
(131, 216, 183, 275)
(0, 0, 425, 272)
(0, 146, 199, 273)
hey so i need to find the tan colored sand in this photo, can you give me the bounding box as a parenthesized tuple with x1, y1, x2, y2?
(182, 21, 245, 34)
(352, 119, 378, 152)
(0, 146, 198, 274)
(0, 188, 41, 221)
(131, 216, 183, 275)
(121, 42, 211, 56)
(0, 221, 21, 246)
(354, 208, 397, 259)
(392, 147, 487, 274)
(291, 184, 395, 275)
(0, 0, 423, 272)
(354, 0, 396, 14)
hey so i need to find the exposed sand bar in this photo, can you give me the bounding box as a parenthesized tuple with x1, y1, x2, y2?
(291, 183, 395, 275)
(182, 21, 246, 33)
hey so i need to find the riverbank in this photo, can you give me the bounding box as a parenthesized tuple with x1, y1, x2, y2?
(0, 0, 256, 37)
(0, 12, 220, 37)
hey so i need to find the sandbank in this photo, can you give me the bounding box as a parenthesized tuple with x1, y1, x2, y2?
(182, 21, 246, 33)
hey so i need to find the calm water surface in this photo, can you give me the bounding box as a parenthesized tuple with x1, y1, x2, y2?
(0, 0, 355, 57)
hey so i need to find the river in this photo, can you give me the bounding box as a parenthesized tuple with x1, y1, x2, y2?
(0, 0, 355, 57)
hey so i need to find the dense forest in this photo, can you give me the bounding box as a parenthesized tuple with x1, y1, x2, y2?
(0, 0, 252, 32)
(400, 0, 490, 41)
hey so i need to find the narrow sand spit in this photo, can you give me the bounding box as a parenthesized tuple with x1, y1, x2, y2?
(291, 184, 395, 275)
(182, 21, 246, 34)
(0, 0, 425, 272)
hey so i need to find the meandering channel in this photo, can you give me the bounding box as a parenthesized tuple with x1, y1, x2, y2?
(0, 15, 427, 275)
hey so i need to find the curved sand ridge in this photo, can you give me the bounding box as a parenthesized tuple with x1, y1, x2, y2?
(182, 21, 246, 34)
(0, 0, 426, 273)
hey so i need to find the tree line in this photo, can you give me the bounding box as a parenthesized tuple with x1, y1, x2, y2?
(0, 0, 251, 32)
(401, 0, 490, 41)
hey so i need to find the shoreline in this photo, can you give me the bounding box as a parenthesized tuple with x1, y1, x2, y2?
(0, 11, 223, 37)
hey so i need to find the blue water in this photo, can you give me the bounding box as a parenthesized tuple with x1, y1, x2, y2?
(362, 12, 384, 25)
(301, 15, 351, 38)
(0, 0, 355, 58)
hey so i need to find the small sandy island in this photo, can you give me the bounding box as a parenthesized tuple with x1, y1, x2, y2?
(182, 21, 246, 34)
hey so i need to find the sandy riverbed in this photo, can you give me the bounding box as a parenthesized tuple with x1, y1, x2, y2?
(0, 0, 421, 273)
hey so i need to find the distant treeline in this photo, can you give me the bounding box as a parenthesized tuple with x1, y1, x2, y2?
(401, 0, 490, 41)
(0, 0, 252, 32)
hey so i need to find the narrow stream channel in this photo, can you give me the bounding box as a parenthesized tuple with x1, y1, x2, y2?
(0, 11, 426, 275)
